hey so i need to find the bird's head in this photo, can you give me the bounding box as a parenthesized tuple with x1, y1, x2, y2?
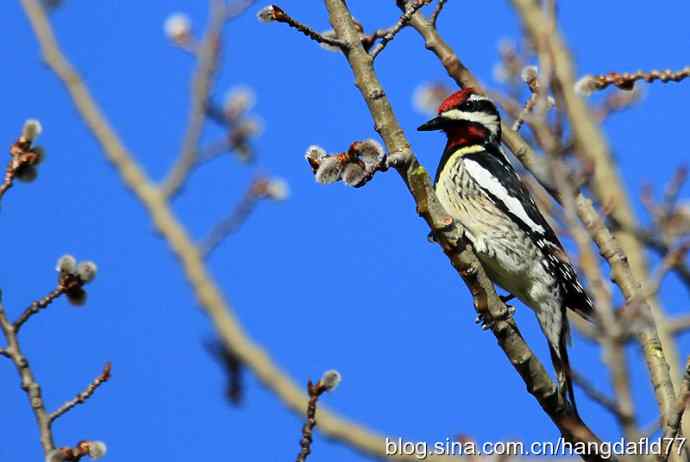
(417, 88, 501, 149)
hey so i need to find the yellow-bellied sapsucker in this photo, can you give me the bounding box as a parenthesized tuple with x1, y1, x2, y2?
(418, 88, 594, 414)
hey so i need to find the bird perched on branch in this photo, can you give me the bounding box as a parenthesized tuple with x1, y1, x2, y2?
(418, 87, 594, 415)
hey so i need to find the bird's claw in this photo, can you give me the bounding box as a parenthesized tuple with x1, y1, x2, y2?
(475, 304, 515, 331)
(474, 313, 493, 330)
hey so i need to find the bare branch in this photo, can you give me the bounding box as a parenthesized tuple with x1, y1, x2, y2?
(661, 357, 690, 461)
(14, 286, 65, 333)
(610, 220, 690, 291)
(257, 5, 346, 49)
(324, 0, 607, 454)
(571, 370, 628, 421)
(670, 316, 690, 336)
(0, 128, 43, 203)
(15, 258, 96, 333)
(199, 178, 270, 258)
(49, 363, 112, 423)
(20, 2, 457, 460)
(576, 65, 690, 95)
(369, 0, 432, 59)
(160, 0, 228, 200)
(512, 0, 680, 432)
(0, 292, 54, 453)
(295, 371, 341, 462)
(430, 0, 447, 27)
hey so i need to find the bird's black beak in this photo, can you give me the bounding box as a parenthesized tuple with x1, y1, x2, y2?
(417, 116, 446, 131)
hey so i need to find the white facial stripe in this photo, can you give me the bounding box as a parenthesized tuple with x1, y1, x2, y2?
(464, 159, 545, 234)
(441, 109, 499, 134)
(468, 94, 490, 102)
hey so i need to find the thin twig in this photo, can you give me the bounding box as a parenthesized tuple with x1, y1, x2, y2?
(14, 286, 66, 333)
(511, 92, 538, 132)
(296, 380, 328, 462)
(160, 0, 228, 200)
(0, 292, 54, 453)
(20, 2, 456, 460)
(325, 0, 606, 455)
(610, 219, 690, 291)
(49, 363, 112, 423)
(662, 166, 689, 218)
(512, 0, 679, 439)
(370, 0, 432, 59)
(571, 370, 628, 421)
(0, 138, 42, 203)
(539, 69, 639, 439)
(199, 179, 265, 258)
(670, 316, 690, 336)
(261, 5, 346, 49)
(430, 0, 447, 27)
(579, 65, 690, 93)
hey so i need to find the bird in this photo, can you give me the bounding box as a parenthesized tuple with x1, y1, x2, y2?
(417, 87, 594, 415)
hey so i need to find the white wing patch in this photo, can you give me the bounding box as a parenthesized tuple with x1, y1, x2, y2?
(464, 159, 546, 234)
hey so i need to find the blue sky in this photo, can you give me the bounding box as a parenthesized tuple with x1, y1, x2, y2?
(1, 1, 689, 461)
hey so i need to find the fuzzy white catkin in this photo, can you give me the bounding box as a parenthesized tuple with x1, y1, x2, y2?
(320, 369, 342, 391)
(77, 261, 98, 283)
(256, 5, 277, 23)
(224, 86, 256, 115)
(314, 157, 342, 184)
(266, 178, 290, 200)
(354, 139, 384, 167)
(88, 441, 107, 460)
(574, 75, 597, 96)
(238, 117, 264, 137)
(305, 145, 327, 162)
(22, 119, 43, 142)
(520, 65, 538, 83)
(412, 83, 441, 115)
(164, 13, 191, 40)
(56, 254, 77, 274)
(342, 163, 366, 187)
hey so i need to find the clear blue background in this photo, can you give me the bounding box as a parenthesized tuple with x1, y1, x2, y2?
(1, 1, 689, 461)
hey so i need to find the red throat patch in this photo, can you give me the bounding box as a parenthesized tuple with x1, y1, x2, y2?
(445, 122, 489, 151)
(437, 87, 478, 114)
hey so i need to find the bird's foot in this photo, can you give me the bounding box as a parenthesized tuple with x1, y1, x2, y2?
(474, 304, 516, 331)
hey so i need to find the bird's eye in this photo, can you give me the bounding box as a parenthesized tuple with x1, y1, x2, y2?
(459, 100, 476, 111)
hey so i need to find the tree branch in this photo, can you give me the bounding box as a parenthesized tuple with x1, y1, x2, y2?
(160, 0, 229, 200)
(511, 0, 679, 441)
(369, 0, 432, 59)
(0, 292, 54, 453)
(662, 357, 690, 461)
(576, 65, 690, 94)
(14, 286, 65, 333)
(430, 0, 447, 27)
(19, 1, 459, 460)
(324, 0, 606, 456)
(49, 362, 112, 423)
